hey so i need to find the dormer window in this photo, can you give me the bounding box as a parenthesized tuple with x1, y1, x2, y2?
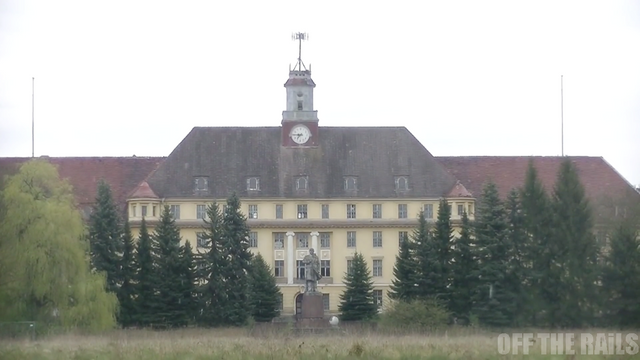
(345, 177, 357, 191)
(247, 177, 260, 191)
(395, 176, 408, 191)
(194, 176, 209, 192)
(296, 177, 308, 190)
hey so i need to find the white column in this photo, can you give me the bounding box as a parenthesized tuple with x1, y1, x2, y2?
(310, 231, 319, 251)
(286, 231, 295, 285)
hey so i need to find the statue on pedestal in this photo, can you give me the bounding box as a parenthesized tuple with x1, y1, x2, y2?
(303, 248, 322, 294)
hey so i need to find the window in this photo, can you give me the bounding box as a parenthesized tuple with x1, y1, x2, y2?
(196, 232, 208, 248)
(297, 100, 303, 110)
(399, 231, 408, 247)
(296, 177, 307, 190)
(347, 231, 356, 248)
(398, 204, 407, 219)
(170, 205, 181, 219)
(457, 204, 464, 216)
(347, 204, 356, 219)
(345, 177, 357, 190)
(321, 260, 331, 277)
(468, 204, 474, 215)
(373, 231, 382, 248)
(194, 176, 208, 191)
(321, 204, 329, 219)
(323, 293, 330, 311)
(273, 233, 284, 249)
(197, 204, 207, 219)
(423, 204, 434, 219)
(249, 232, 258, 247)
(297, 233, 309, 248)
(152, 205, 156, 217)
(346, 259, 353, 275)
(247, 177, 260, 191)
(395, 176, 408, 191)
(373, 204, 382, 219)
(373, 259, 383, 277)
(320, 233, 331, 248)
(275, 204, 283, 219)
(248, 204, 258, 219)
(141, 205, 147, 217)
(132, 205, 137, 217)
(222, 204, 228, 215)
(374, 290, 383, 308)
(277, 293, 284, 310)
(296, 260, 305, 279)
(274, 260, 284, 277)
(297, 204, 308, 219)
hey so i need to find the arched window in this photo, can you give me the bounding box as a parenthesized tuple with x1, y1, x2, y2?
(345, 177, 357, 191)
(247, 177, 260, 191)
(296, 177, 307, 190)
(396, 176, 408, 191)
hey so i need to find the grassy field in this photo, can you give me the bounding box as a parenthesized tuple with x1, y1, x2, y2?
(1, 327, 639, 359)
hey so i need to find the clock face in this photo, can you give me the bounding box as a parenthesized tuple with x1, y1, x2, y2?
(290, 124, 312, 145)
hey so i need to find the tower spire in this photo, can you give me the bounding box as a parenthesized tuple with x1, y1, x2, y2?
(291, 32, 309, 71)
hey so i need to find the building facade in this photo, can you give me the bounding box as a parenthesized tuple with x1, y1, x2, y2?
(124, 47, 476, 315)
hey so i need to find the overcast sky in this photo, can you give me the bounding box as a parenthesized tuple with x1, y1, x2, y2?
(1, 0, 639, 186)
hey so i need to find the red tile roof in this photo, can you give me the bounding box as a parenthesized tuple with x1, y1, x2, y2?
(447, 181, 474, 198)
(128, 180, 159, 199)
(436, 156, 639, 205)
(0, 157, 165, 212)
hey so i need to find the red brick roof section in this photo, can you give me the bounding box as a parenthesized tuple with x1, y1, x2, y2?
(128, 180, 160, 199)
(435, 156, 638, 203)
(447, 181, 474, 198)
(0, 157, 165, 211)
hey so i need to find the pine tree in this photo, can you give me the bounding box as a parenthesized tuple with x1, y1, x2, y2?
(133, 218, 156, 327)
(198, 201, 228, 327)
(117, 221, 137, 328)
(389, 232, 419, 301)
(152, 205, 186, 328)
(220, 193, 253, 326)
(472, 181, 515, 327)
(338, 252, 378, 321)
(504, 188, 529, 326)
(179, 240, 198, 326)
(449, 211, 477, 325)
(412, 210, 439, 300)
(602, 219, 640, 328)
(88, 180, 123, 294)
(249, 253, 282, 322)
(519, 160, 553, 326)
(549, 159, 600, 327)
(431, 198, 453, 305)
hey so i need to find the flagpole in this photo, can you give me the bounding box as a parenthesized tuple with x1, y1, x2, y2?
(32, 77, 35, 158)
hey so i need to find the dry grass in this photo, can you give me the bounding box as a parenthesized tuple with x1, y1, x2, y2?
(0, 327, 638, 359)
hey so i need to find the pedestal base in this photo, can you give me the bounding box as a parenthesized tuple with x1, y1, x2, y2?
(296, 293, 327, 329)
(301, 293, 324, 319)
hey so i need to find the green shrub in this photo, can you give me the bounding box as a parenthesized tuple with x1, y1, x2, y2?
(378, 298, 450, 332)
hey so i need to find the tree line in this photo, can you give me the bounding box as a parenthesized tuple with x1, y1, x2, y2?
(90, 183, 282, 328)
(388, 159, 640, 328)
(1, 159, 638, 331)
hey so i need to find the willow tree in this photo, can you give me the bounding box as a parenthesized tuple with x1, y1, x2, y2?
(0, 160, 118, 330)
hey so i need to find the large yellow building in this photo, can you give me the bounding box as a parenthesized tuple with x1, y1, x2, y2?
(124, 47, 476, 315)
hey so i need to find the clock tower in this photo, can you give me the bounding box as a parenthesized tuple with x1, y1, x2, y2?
(282, 32, 319, 147)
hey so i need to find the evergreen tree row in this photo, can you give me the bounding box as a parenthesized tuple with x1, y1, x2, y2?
(88, 185, 281, 328)
(389, 159, 640, 328)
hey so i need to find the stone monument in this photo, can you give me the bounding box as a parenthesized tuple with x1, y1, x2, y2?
(297, 248, 327, 329)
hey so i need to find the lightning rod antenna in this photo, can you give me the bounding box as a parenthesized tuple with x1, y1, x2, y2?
(292, 32, 308, 71)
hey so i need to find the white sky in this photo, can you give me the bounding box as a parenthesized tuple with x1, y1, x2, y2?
(1, 0, 639, 186)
